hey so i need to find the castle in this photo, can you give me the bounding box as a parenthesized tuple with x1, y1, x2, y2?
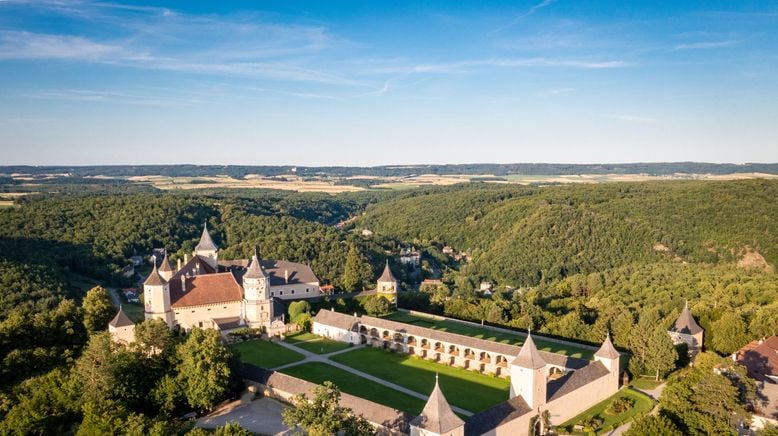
(133, 223, 321, 335)
(313, 311, 621, 435)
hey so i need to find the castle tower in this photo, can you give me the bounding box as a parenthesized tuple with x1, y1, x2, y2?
(158, 251, 174, 281)
(108, 306, 135, 344)
(509, 331, 547, 409)
(668, 300, 704, 355)
(143, 258, 174, 327)
(594, 332, 621, 390)
(376, 260, 398, 302)
(194, 222, 218, 271)
(410, 374, 465, 436)
(243, 248, 272, 327)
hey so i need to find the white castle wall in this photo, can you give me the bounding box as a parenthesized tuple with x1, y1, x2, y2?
(172, 301, 242, 330)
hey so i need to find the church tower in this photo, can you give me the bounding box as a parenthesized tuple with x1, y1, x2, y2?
(376, 260, 399, 302)
(509, 331, 547, 409)
(143, 257, 174, 327)
(594, 332, 621, 391)
(243, 249, 271, 327)
(194, 222, 218, 271)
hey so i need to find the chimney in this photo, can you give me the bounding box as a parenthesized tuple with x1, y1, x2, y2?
(284, 269, 289, 284)
(331, 307, 335, 312)
(184, 253, 189, 264)
(177, 258, 182, 271)
(181, 275, 186, 292)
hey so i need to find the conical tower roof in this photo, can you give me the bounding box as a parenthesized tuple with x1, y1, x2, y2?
(195, 222, 218, 251)
(109, 306, 134, 328)
(378, 260, 396, 282)
(511, 331, 546, 369)
(410, 375, 464, 434)
(158, 251, 173, 273)
(671, 301, 703, 335)
(244, 248, 268, 279)
(595, 332, 620, 360)
(143, 260, 167, 286)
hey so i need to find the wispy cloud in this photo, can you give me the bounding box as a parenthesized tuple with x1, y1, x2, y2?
(672, 39, 743, 51)
(22, 88, 206, 105)
(361, 57, 627, 75)
(540, 87, 575, 96)
(0, 30, 125, 60)
(492, 0, 556, 33)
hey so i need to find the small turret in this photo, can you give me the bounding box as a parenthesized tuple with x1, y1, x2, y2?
(376, 260, 398, 302)
(194, 221, 218, 270)
(595, 332, 621, 390)
(410, 374, 464, 436)
(509, 330, 547, 408)
(108, 306, 135, 344)
(158, 251, 174, 281)
(143, 257, 173, 327)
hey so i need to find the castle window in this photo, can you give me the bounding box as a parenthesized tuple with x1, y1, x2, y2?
(306, 288, 309, 292)
(175, 312, 179, 315)
(191, 310, 195, 313)
(223, 306, 227, 309)
(280, 291, 283, 295)
(198, 322, 203, 328)
(291, 290, 295, 294)
(207, 308, 211, 311)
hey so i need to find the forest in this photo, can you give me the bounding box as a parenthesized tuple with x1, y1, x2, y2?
(1, 179, 776, 434)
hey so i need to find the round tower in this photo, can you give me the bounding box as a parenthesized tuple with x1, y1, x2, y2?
(143, 257, 174, 327)
(243, 248, 271, 327)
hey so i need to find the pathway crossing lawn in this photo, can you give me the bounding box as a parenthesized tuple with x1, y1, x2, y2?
(280, 362, 427, 415)
(558, 388, 654, 434)
(383, 311, 594, 360)
(230, 340, 304, 368)
(331, 347, 510, 413)
(285, 332, 353, 354)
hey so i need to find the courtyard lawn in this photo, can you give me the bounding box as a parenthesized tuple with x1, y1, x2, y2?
(231, 340, 305, 369)
(280, 362, 427, 415)
(285, 332, 353, 354)
(383, 311, 594, 360)
(331, 347, 510, 413)
(558, 388, 654, 434)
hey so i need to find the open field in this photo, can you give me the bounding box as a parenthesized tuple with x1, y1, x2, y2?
(280, 362, 427, 414)
(383, 311, 595, 360)
(558, 388, 654, 434)
(231, 340, 305, 368)
(126, 175, 364, 193)
(330, 347, 510, 413)
(285, 332, 353, 354)
(0, 200, 14, 208)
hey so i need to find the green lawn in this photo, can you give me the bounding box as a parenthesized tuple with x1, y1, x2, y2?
(383, 311, 594, 360)
(629, 377, 663, 391)
(280, 362, 427, 415)
(558, 388, 654, 434)
(331, 346, 510, 413)
(231, 340, 305, 368)
(285, 332, 353, 354)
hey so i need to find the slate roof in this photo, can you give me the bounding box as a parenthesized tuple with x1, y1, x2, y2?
(143, 262, 167, 286)
(169, 271, 243, 308)
(464, 396, 531, 436)
(158, 252, 173, 273)
(243, 253, 268, 280)
(546, 361, 610, 402)
(212, 316, 243, 330)
(223, 259, 319, 286)
(109, 307, 134, 328)
(410, 377, 464, 434)
(195, 222, 218, 251)
(595, 333, 621, 360)
(511, 333, 546, 369)
(313, 309, 359, 331)
(377, 260, 397, 282)
(359, 316, 588, 370)
(669, 301, 703, 335)
(241, 364, 409, 432)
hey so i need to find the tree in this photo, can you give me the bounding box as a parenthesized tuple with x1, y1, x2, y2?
(289, 300, 312, 320)
(82, 286, 115, 334)
(213, 422, 253, 436)
(73, 332, 119, 405)
(627, 311, 658, 377)
(645, 326, 678, 381)
(749, 303, 778, 338)
(175, 328, 235, 411)
(710, 311, 749, 355)
(343, 245, 368, 292)
(659, 353, 753, 435)
(625, 415, 683, 436)
(134, 319, 177, 358)
(361, 295, 391, 316)
(282, 381, 373, 436)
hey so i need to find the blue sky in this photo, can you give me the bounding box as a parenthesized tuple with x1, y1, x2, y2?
(0, 0, 776, 166)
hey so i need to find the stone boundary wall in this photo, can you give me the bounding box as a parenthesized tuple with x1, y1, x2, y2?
(241, 364, 409, 435)
(402, 309, 599, 351)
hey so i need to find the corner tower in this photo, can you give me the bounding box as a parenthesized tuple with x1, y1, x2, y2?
(143, 258, 174, 327)
(410, 375, 465, 436)
(376, 260, 398, 302)
(194, 222, 218, 271)
(509, 331, 547, 409)
(243, 249, 272, 327)
(594, 333, 621, 390)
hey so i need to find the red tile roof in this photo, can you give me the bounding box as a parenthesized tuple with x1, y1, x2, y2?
(170, 272, 243, 308)
(737, 336, 778, 380)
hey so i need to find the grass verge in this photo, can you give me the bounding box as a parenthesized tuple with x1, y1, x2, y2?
(231, 340, 305, 369)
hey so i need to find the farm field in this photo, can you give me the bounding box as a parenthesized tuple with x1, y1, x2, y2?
(383, 311, 595, 360)
(231, 340, 305, 368)
(285, 332, 353, 354)
(558, 388, 654, 434)
(280, 362, 427, 415)
(330, 346, 510, 413)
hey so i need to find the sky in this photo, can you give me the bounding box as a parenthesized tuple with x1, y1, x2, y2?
(0, 0, 776, 166)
